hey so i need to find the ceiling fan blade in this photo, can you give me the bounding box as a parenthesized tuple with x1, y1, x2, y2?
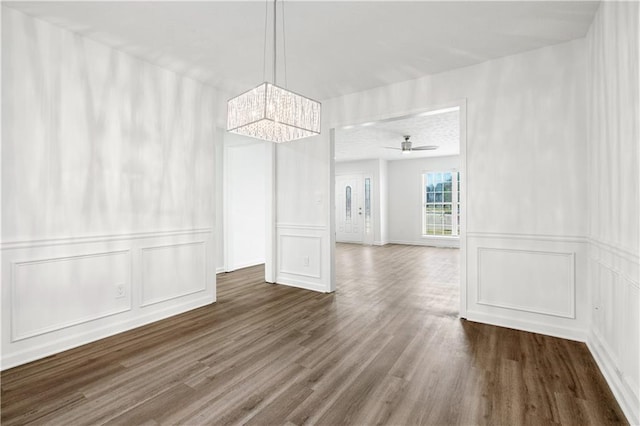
(384, 147, 402, 150)
(412, 145, 438, 151)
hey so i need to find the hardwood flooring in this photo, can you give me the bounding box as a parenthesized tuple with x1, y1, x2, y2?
(1, 243, 627, 425)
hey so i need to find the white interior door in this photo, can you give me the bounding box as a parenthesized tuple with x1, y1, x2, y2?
(336, 175, 364, 243)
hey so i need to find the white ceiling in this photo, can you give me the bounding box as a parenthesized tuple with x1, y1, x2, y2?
(335, 107, 459, 162)
(5, 1, 599, 101)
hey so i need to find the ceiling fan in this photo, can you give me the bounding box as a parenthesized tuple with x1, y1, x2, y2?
(385, 135, 438, 154)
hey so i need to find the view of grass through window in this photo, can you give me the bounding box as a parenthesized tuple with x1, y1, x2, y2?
(423, 171, 460, 236)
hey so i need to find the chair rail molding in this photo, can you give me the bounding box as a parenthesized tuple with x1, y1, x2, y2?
(1, 228, 216, 370)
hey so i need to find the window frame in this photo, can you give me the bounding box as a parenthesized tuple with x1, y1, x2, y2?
(421, 169, 460, 238)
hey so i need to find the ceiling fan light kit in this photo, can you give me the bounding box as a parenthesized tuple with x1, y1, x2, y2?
(227, 0, 321, 143)
(386, 135, 438, 153)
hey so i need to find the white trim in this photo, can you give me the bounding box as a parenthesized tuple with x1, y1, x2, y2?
(139, 242, 207, 307)
(388, 239, 459, 248)
(331, 103, 463, 132)
(464, 311, 587, 343)
(421, 168, 460, 238)
(588, 332, 640, 426)
(273, 277, 328, 293)
(594, 258, 640, 291)
(216, 267, 225, 274)
(589, 237, 640, 263)
(467, 231, 588, 244)
(457, 100, 468, 319)
(10, 250, 132, 341)
(1, 295, 214, 371)
(373, 240, 388, 246)
(1, 228, 212, 250)
(328, 130, 337, 292)
(278, 234, 322, 279)
(225, 259, 265, 272)
(276, 223, 327, 231)
(476, 247, 576, 319)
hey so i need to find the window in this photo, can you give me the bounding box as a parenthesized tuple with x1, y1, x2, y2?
(423, 171, 460, 236)
(345, 185, 352, 220)
(364, 178, 371, 233)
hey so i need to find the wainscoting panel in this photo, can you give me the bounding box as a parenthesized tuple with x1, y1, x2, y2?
(466, 233, 588, 341)
(11, 251, 131, 341)
(280, 235, 322, 279)
(1, 229, 215, 370)
(588, 241, 640, 425)
(477, 248, 574, 318)
(276, 224, 330, 292)
(141, 242, 207, 307)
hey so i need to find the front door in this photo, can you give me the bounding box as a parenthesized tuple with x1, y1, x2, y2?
(336, 175, 364, 243)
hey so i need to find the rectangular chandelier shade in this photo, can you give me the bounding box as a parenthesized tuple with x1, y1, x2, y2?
(227, 82, 321, 143)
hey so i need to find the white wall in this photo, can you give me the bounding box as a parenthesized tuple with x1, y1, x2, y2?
(275, 122, 333, 292)
(325, 38, 589, 339)
(586, 2, 640, 424)
(1, 8, 220, 369)
(224, 134, 267, 271)
(387, 155, 460, 248)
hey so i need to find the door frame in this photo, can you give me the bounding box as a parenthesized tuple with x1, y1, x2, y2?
(335, 173, 373, 244)
(329, 99, 468, 318)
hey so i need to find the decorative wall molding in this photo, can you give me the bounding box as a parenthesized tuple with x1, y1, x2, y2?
(589, 237, 640, 264)
(476, 247, 576, 319)
(10, 250, 132, 342)
(224, 259, 265, 273)
(589, 254, 640, 425)
(1, 228, 213, 250)
(589, 332, 640, 426)
(274, 277, 328, 293)
(276, 223, 327, 231)
(387, 238, 460, 248)
(275, 224, 330, 293)
(465, 234, 587, 347)
(279, 234, 322, 279)
(140, 242, 207, 307)
(2, 229, 215, 370)
(1, 293, 214, 371)
(467, 231, 588, 244)
(465, 310, 587, 342)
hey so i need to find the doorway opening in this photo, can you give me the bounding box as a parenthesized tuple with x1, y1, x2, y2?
(335, 174, 374, 245)
(330, 102, 467, 318)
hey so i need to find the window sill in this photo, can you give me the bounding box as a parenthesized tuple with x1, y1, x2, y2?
(421, 235, 460, 240)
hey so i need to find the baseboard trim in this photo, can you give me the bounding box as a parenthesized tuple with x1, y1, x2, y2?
(1, 295, 215, 371)
(388, 239, 460, 248)
(373, 241, 388, 246)
(275, 277, 329, 293)
(465, 310, 587, 342)
(227, 259, 265, 272)
(587, 332, 639, 425)
(216, 267, 225, 274)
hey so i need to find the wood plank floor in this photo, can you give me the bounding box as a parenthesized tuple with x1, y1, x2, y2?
(1, 243, 627, 425)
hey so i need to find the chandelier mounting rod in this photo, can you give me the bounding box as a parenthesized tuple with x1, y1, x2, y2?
(273, 0, 277, 85)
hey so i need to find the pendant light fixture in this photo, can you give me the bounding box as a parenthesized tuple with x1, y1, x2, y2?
(227, 0, 321, 143)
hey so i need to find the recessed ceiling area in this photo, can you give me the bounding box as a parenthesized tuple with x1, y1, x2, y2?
(335, 108, 459, 162)
(4, 1, 600, 100)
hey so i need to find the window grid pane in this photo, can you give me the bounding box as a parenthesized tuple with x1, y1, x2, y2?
(423, 171, 459, 237)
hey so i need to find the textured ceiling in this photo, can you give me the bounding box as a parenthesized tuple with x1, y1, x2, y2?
(335, 108, 459, 162)
(4, 1, 600, 100)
